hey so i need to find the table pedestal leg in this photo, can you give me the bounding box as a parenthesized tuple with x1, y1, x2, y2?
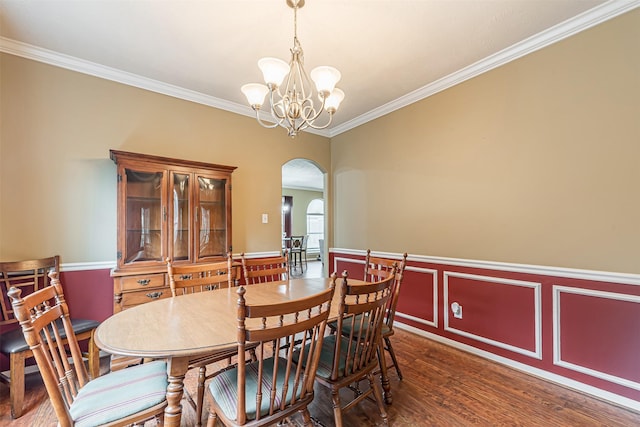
(164, 357, 190, 427)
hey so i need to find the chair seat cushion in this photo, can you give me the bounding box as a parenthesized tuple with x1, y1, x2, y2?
(69, 360, 168, 427)
(209, 356, 304, 422)
(0, 318, 99, 354)
(293, 334, 361, 380)
(327, 316, 391, 339)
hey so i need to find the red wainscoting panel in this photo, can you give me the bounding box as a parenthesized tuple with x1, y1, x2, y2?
(60, 269, 114, 322)
(394, 265, 438, 328)
(332, 255, 364, 280)
(554, 286, 640, 392)
(328, 249, 640, 409)
(444, 272, 540, 358)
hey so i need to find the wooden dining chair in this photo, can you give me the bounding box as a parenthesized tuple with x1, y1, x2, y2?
(241, 251, 289, 284)
(167, 254, 250, 426)
(0, 255, 100, 419)
(364, 250, 408, 379)
(8, 271, 168, 427)
(167, 255, 235, 296)
(205, 277, 336, 427)
(302, 270, 395, 427)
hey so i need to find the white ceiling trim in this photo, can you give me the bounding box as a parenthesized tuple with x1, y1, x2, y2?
(328, 0, 640, 137)
(0, 36, 330, 137)
(1, 0, 637, 139)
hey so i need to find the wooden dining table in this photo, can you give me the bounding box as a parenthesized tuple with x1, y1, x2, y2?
(94, 277, 392, 426)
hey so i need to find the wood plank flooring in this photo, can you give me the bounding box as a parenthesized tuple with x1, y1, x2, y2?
(2, 327, 640, 426)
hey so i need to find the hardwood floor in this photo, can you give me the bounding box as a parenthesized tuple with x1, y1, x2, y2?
(2, 327, 640, 426)
(2, 261, 639, 426)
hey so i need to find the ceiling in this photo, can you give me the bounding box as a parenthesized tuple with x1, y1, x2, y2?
(3, 0, 634, 141)
(282, 159, 324, 191)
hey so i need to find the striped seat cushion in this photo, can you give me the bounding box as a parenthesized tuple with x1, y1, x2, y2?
(328, 315, 390, 338)
(294, 334, 366, 380)
(69, 360, 167, 427)
(209, 357, 304, 422)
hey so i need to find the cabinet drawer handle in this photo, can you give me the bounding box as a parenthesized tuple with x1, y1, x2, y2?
(137, 279, 151, 286)
(146, 291, 163, 299)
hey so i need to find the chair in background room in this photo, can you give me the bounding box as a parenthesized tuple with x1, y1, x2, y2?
(8, 272, 168, 426)
(305, 270, 395, 427)
(288, 235, 307, 274)
(205, 278, 336, 427)
(167, 254, 247, 425)
(0, 256, 100, 419)
(241, 251, 289, 284)
(364, 249, 408, 380)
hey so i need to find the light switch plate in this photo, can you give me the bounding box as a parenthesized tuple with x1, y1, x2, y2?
(262, 213, 268, 224)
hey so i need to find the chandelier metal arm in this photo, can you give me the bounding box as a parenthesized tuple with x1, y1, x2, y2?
(253, 105, 282, 129)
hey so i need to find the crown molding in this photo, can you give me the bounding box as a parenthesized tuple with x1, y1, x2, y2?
(0, 36, 331, 138)
(328, 0, 640, 137)
(1, 1, 637, 140)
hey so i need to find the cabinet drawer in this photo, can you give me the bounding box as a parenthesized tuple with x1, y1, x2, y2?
(120, 288, 171, 307)
(119, 274, 166, 291)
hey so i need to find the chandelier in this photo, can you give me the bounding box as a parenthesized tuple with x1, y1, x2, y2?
(241, 0, 345, 138)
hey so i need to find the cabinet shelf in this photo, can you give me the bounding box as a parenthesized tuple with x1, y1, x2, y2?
(126, 196, 162, 202)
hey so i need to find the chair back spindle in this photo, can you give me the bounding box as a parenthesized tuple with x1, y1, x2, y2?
(364, 250, 407, 331)
(167, 253, 234, 296)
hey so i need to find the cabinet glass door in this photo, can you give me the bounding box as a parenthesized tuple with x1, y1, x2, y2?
(170, 172, 191, 261)
(195, 176, 227, 260)
(123, 168, 165, 265)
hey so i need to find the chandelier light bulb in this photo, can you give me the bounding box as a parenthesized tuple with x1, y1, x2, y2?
(258, 57, 290, 87)
(241, 83, 269, 109)
(324, 88, 345, 113)
(310, 66, 341, 96)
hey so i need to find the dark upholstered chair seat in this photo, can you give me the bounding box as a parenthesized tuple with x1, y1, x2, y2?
(0, 318, 99, 354)
(294, 334, 369, 380)
(328, 314, 392, 339)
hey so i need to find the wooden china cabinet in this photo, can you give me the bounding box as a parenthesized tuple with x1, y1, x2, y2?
(110, 150, 236, 313)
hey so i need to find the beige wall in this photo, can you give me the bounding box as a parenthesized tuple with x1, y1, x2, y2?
(282, 187, 324, 237)
(1, 9, 638, 274)
(0, 55, 331, 262)
(331, 10, 640, 274)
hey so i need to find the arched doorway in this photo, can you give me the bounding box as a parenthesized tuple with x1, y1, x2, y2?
(282, 159, 326, 276)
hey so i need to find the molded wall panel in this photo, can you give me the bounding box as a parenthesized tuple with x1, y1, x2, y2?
(329, 249, 640, 408)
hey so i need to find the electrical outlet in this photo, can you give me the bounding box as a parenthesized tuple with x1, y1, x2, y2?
(451, 302, 463, 319)
(454, 305, 462, 319)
